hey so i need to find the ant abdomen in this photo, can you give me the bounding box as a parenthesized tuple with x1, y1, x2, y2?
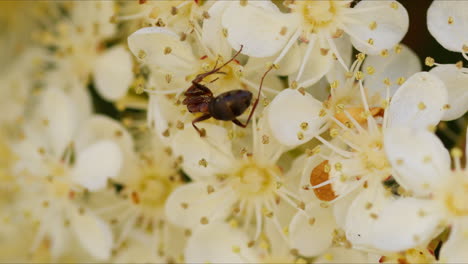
(209, 90, 252, 121)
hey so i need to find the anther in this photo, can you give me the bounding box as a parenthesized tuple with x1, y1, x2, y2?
(425, 57, 435, 67)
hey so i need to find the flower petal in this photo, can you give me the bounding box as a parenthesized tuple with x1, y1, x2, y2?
(171, 123, 234, 181)
(289, 204, 336, 257)
(185, 222, 258, 263)
(371, 198, 445, 251)
(164, 183, 234, 229)
(127, 27, 196, 74)
(70, 207, 113, 260)
(291, 40, 333, 88)
(363, 44, 421, 98)
(93, 45, 133, 101)
(36, 88, 78, 157)
(346, 1, 409, 55)
(387, 72, 447, 130)
(75, 115, 135, 179)
(384, 126, 450, 197)
(202, 1, 232, 58)
(222, 1, 299, 57)
(427, 1, 468, 52)
(267, 89, 326, 147)
(345, 182, 393, 250)
(72, 140, 123, 191)
(429, 64, 468, 120)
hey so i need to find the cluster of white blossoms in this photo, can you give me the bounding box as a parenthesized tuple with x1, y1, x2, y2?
(1, 0, 468, 263)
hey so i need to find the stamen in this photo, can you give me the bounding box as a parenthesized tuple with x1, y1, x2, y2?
(316, 135, 353, 158)
(326, 36, 349, 71)
(295, 35, 317, 83)
(273, 28, 301, 65)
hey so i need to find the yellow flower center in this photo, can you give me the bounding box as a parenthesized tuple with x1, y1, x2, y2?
(194, 56, 243, 93)
(292, 0, 348, 34)
(230, 162, 277, 199)
(441, 171, 468, 216)
(127, 172, 177, 211)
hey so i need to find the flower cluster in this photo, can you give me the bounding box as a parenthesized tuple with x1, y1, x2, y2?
(0, 0, 467, 263)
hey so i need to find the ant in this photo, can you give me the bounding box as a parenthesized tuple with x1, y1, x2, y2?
(183, 45, 273, 136)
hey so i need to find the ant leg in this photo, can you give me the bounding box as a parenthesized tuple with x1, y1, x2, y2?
(192, 114, 212, 137)
(209, 77, 220, 84)
(241, 66, 275, 127)
(232, 118, 247, 128)
(193, 45, 244, 84)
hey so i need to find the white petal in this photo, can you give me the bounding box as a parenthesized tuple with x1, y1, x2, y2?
(127, 27, 196, 74)
(244, 43, 301, 76)
(326, 35, 353, 84)
(171, 123, 235, 181)
(430, 64, 468, 120)
(267, 89, 326, 147)
(291, 40, 333, 87)
(93, 45, 133, 101)
(202, 1, 232, 57)
(289, 204, 336, 257)
(222, 1, 299, 57)
(371, 198, 445, 251)
(387, 72, 447, 129)
(427, 1, 468, 52)
(71, 208, 113, 260)
(439, 218, 468, 263)
(333, 191, 359, 229)
(36, 88, 78, 157)
(384, 127, 450, 196)
(185, 222, 258, 263)
(345, 182, 393, 250)
(164, 183, 234, 229)
(75, 115, 135, 179)
(72, 140, 122, 191)
(346, 1, 409, 55)
(363, 44, 421, 98)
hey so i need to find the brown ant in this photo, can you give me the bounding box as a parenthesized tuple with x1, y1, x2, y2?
(183, 45, 273, 136)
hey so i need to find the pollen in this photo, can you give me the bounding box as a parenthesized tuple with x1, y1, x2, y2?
(300, 122, 309, 130)
(367, 38, 374, 45)
(138, 50, 147, 60)
(368, 21, 377, 30)
(297, 132, 304, 140)
(397, 77, 406, 85)
(390, 2, 398, 9)
(356, 53, 366, 61)
(262, 135, 269, 144)
(280, 26, 288, 36)
(448, 16, 454, 25)
(418, 102, 427, 110)
(380, 49, 389, 57)
(394, 44, 402, 54)
(366, 66, 375, 75)
(425, 57, 435, 67)
(198, 159, 208, 167)
(330, 80, 339, 89)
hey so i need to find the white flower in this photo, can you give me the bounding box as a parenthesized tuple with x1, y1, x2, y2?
(382, 126, 468, 262)
(164, 113, 307, 244)
(221, 0, 408, 86)
(185, 222, 300, 263)
(12, 88, 124, 259)
(39, 1, 133, 102)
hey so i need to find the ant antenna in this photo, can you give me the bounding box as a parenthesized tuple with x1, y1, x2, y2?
(240, 64, 275, 127)
(193, 45, 244, 83)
